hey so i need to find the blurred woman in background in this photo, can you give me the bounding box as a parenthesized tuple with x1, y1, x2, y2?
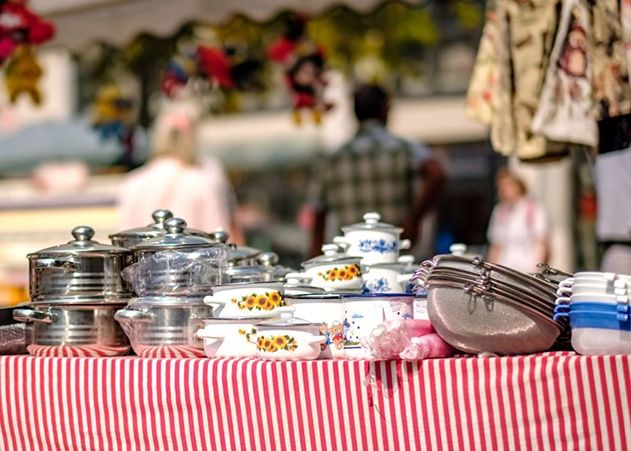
(117, 104, 243, 243)
(487, 168, 549, 272)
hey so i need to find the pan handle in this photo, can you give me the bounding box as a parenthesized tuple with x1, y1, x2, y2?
(13, 309, 53, 324)
(33, 259, 79, 271)
(114, 309, 154, 323)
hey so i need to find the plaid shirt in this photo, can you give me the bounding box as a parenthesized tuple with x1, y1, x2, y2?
(311, 121, 431, 226)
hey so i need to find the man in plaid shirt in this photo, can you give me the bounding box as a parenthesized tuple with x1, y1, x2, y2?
(309, 84, 446, 256)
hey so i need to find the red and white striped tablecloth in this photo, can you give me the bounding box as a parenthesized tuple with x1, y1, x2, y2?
(1, 353, 630, 451)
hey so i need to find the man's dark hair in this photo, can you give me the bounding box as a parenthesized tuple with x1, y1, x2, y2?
(353, 84, 389, 121)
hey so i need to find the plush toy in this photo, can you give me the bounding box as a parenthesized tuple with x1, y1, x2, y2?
(162, 44, 263, 99)
(91, 85, 135, 141)
(4, 44, 41, 103)
(0, 0, 54, 65)
(268, 14, 332, 125)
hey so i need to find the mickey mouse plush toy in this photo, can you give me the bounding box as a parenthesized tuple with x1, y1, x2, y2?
(268, 14, 332, 125)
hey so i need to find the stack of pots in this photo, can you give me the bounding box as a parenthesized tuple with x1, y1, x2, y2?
(114, 218, 228, 358)
(198, 281, 328, 361)
(14, 226, 133, 356)
(554, 272, 631, 354)
(333, 212, 415, 293)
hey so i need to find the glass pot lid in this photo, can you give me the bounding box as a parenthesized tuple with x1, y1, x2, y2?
(341, 212, 402, 234)
(132, 218, 222, 251)
(110, 210, 211, 242)
(28, 226, 130, 257)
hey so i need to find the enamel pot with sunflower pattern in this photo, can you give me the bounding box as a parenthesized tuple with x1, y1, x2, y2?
(301, 244, 363, 291)
(196, 318, 258, 358)
(252, 310, 327, 361)
(203, 282, 285, 319)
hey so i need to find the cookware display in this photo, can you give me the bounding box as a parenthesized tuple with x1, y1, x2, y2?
(285, 293, 346, 358)
(414, 253, 566, 355)
(14, 300, 130, 356)
(115, 296, 211, 358)
(28, 226, 133, 302)
(251, 311, 327, 361)
(203, 282, 285, 319)
(126, 218, 227, 296)
(110, 209, 210, 250)
(553, 271, 631, 354)
(197, 318, 258, 358)
(333, 212, 411, 265)
(301, 244, 363, 291)
(362, 255, 416, 293)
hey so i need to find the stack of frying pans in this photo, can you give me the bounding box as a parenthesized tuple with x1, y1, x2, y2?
(412, 254, 570, 355)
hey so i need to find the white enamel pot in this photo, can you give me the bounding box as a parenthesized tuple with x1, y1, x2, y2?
(302, 244, 363, 292)
(196, 319, 257, 358)
(285, 293, 346, 358)
(203, 282, 285, 319)
(252, 312, 326, 361)
(335, 212, 410, 265)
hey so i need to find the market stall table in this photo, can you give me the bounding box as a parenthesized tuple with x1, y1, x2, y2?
(1, 353, 629, 450)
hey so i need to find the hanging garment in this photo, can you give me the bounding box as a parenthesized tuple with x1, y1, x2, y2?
(532, 0, 597, 147)
(465, 0, 500, 126)
(505, 0, 563, 161)
(591, 0, 631, 119)
(489, 0, 517, 156)
(622, 0, 631, 77)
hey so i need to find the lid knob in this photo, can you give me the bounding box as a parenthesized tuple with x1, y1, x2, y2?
(278, 306, 296, 319)
(258, 252, 279, 266)
(363, 212, 381, 224)
(210, 228, 229, 244)
(152, 209, 173, 224)
(71, 226, 95, 242)
(450, 243, 467, 256)
(321, 244, 339, 255)
(164, 218, 187, 234)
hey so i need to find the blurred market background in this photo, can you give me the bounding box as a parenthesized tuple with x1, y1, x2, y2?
(0, 0, 596, 306)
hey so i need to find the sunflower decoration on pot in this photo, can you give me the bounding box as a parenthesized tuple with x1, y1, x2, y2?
(0, 0, 55, 105)
(268, 13, 333, 125)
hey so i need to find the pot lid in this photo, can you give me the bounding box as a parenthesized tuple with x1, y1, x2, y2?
(210, 229, 261, 263)
(341, 212, 403, 234)
(28, 226, 130, 256)
(132, 218, 221, 251)
(255, 309, 313, 327)
(109, 209, 210, 242)
(302, 244, 360, 267)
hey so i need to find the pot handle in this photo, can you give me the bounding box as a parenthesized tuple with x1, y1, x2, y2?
(13, 309, 53, 324)
(332, 236, 350, 250)
(196, 329, 225, 340)
(203, 296, 227, 313)
(399, 239, 411, 251)
(33, 259, 79, 271)
(114, 309, 154, 323)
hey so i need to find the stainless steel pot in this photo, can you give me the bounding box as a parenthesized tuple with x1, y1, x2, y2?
(128, 218, 227, 296)
(28, 226, 133, 302)
(209, 230, 261, 267)
(110, 209, 211, 249)
(13, 302, 130, 356)
(114, 297, 211, 358)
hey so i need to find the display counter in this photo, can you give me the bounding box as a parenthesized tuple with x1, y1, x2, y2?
(1, 352, 628, 450)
